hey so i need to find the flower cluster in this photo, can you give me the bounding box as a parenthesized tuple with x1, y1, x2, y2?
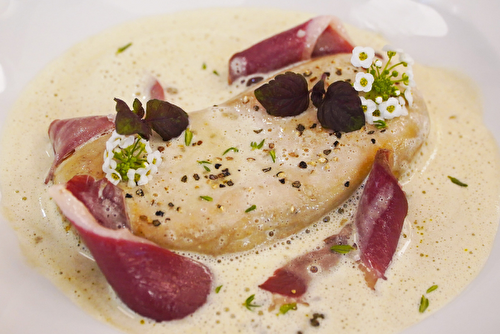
(102, 131, 162, 187)
(350, 45, 416, 126)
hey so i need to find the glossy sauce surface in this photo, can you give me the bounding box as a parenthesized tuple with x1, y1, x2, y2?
(1, 8, 499, 334)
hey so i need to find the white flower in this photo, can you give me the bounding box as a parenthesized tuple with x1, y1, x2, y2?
(127, 169, 137, 188)
(379, 97, 403, 119)
(119, 135, 136, 149)
(400, 52, 414, 66)
(141, 138, 153, 154)
(102, 158, 117, 174)
(382, 44, 403, 54)
(105, 170, 122, 186)
(136, 167, 150, 186)
(148, 150, 162, 167)
(375, 96, 383, 104)
(403, 88, 413, 107)
(109, 130, 125, 142)
(360, 96, 377, 124)
(351, 46, 375, 69)
(353, 72, 374, 92)
(375, 59, 383, 68)
(406, 70, 416, 87)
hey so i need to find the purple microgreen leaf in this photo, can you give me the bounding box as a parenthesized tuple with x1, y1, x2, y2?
(254, 72, 309, 117)
(132, 98, 145, 118)
(114, 98, 152, 139)
(317, 81, 365, 133)
(311, 79, 326, 108)
(144, 99, 189, 141)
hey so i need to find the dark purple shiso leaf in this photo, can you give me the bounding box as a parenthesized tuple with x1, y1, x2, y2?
(311, 78, 326, 108)
(254, 72, 310, 117)
(317, 81, 365, 133)
(114, 98, 152, 139)
(145, 99, 189, 141)
(132, 98, 145, 118)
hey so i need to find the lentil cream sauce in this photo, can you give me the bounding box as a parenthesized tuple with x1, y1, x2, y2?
(1, 8, 499, 334)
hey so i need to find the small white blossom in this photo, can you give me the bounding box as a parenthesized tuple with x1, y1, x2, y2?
(379, 97, 403, 119)
(375, 59, 383, 68)
(406, 70, 416, 87)
(375, 96, 383, 104)
(148, 150, 162, 167)
(404, 87, 414, 107)
(351, 46, 375, 69)
(127, 169, 137, 188)
(353, 72, 374, 92)
(109, 130, 125, 142)
(382, 44, 403, 53)
(119, 135, 136, 149)
(136, 167, 150, 186)
(105, 170, 122, 186)
(360, 96, 378, 124)
(141, 138, 153, 154)
(400, 52, 414, 66)
(102, 158, 117, 174)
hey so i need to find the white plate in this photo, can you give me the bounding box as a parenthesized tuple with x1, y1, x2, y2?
(1, 0, 499, 333)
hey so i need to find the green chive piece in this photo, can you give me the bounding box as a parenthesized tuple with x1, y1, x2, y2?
(330, 244, 354, 254)
(200, 196, 213, 201)
(245, 205, 256, 213)
(243, 294, 260, 311)
(251, 139, 265, 150)
(215, 285, 223, 293)
(213, 70, 219, 76)
(426, 285, 438, 294)
(448, 176, 468, 187)
(269, 149, 276, 163)
(419, 295, 429, 313)
(116, 42, 132, 54)
(223, 147, 239, 155)
(202, 62, 207, 70)
(373, 120, 387, 129)
(278, 303, 297, 315)
(185, 128, 193, 146)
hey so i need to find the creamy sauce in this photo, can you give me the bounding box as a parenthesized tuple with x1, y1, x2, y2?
(1, 7, 500, 334)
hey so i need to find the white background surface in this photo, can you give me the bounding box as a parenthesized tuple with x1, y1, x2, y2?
(0, 0, 499, 333)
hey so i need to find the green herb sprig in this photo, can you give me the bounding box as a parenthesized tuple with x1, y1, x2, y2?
(243, 294, 260, 311)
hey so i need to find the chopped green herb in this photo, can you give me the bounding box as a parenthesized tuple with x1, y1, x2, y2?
(197, 160, 211, 172)
(116, 42, 132, 54)
(330, 244, 354, 254)
(374, 119, 387, 129)
(202, 62, 207, 70)
(419, 295, 429, 313)
(269, 149, 276, 163)
(448, 176, 468, 187)
(215, 285, 223, 293)
(278, 303, 297, 315)
(223, 147, 239, 155)
(426, 285, 438, 293)
(200, 196, 213, 202)
(243, 294, 260, 311)
(213, 70, 219, 76)
(251, 139, 265, 150)
(245, 205, 257, 213)
(185, 128, 193, 146)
